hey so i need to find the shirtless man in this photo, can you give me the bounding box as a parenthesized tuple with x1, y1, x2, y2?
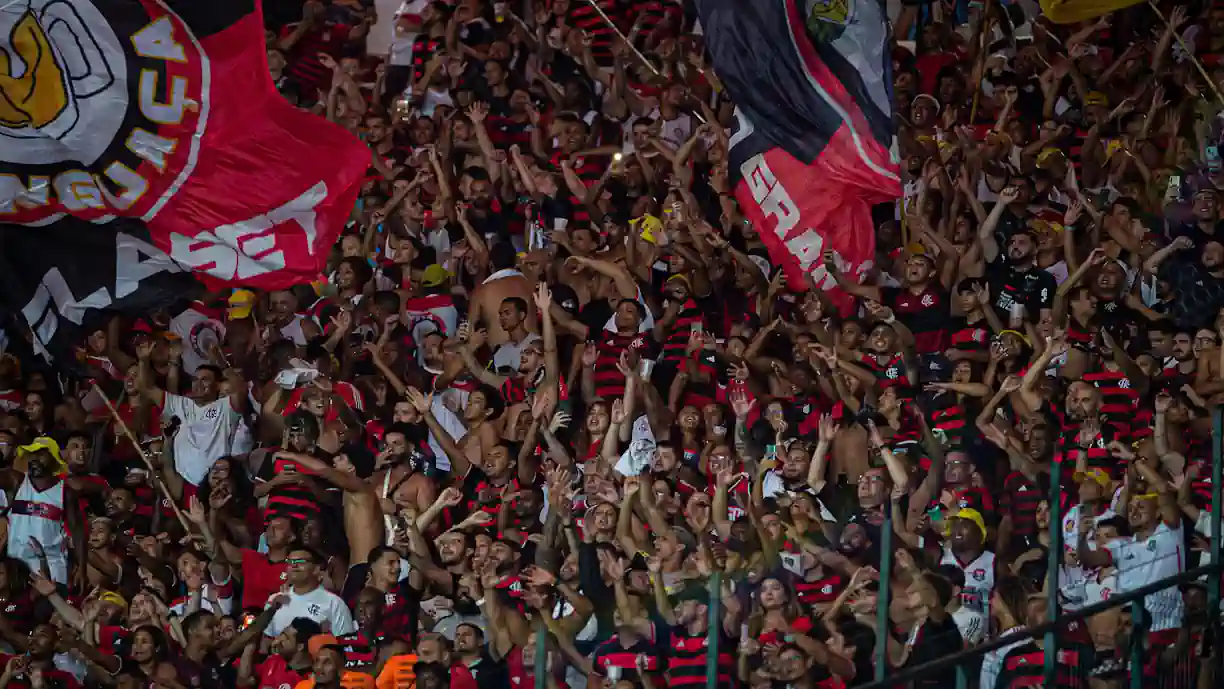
(370, 423, 440, 534)
(468, 243, 535, 348)
(270, 449, 384, 567)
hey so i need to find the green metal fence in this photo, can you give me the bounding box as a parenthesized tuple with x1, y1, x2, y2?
(853, 407, 1224, 689)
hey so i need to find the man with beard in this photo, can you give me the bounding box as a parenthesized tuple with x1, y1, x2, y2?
(242, 617, 321, 689)
(371, 422, 439, 527)
(938, 508, 997, 624)
(267, 548, 356, 638)
(135, 340, 250, 494)
(981, 194, 1057, 320)
(451, 623, 507, 689)
(654, 582, 743, 689)
(468, 243, 536, 348)
(1, 448, 83, 584)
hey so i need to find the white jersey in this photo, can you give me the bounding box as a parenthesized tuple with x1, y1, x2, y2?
(952, 604, 987, 645)
(164, 393, 242, 486)
(1104, 521, 1184, 631)
(940, 548, 997, 617)
(279, 315, 309, 346)
(1059, 504, 1116, 610)
(7, 476, 68, 581)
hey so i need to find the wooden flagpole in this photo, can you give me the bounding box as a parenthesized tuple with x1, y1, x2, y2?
(92, 384, 193, 533)
(1148, 1, 1224, 108)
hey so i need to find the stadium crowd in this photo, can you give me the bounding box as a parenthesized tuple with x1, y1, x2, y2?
(0, 0, 1222, 687)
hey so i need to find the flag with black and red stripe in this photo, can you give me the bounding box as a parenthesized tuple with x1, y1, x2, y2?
(694, 0, 900, 295)
(0, 0, 368, 362)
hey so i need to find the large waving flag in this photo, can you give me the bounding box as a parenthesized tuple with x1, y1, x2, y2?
(695, 0, 900, 293)
(1039, 0, 1142, 24)
(0, 0, 369, 361)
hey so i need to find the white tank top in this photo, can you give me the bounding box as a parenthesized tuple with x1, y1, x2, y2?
(941, 547, 997, 617)
(279, 315, 308, 346)
(7, 477, 67, 560)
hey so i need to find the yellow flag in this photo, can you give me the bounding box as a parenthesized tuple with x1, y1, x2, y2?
(1039, 0, 1144, 24)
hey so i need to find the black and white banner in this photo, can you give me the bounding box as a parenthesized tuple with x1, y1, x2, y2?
(0, 218, 199, 365)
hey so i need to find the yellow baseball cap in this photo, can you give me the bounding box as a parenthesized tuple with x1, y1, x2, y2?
(17, 436, 65, 475)
(1073, 467, 1112, 488)
(633, 214, 663, 244)
(227, 289, 256, 320)
(420, 264, 450, 288)
(950, 508, 987, 541)
(97, 590, 128, 609)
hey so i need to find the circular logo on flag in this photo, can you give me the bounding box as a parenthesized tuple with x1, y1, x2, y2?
(0, 0, 206, 224)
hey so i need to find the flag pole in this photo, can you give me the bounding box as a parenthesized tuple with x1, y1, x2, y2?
(92, 383, 193, 534)
(1148, 1, 1224, 108)
(581, 0, 662, 78)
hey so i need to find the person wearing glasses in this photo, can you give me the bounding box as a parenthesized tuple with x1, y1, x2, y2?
(267, 548, 357, 638)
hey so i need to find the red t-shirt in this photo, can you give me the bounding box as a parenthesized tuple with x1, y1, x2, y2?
(241, 549, 289, 611)
(258, 655, 310, 689)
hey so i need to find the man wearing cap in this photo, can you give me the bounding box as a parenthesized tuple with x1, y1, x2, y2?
(1079, 459, 1185, 642)
(938, 507, 997, 621)
(1058, 467, 1117, 614)
(0, 446, 83, 584)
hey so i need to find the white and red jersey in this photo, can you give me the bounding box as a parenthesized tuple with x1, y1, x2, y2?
(7, 476, 68, 562)
(704, 473, 750, 520)
(940, 547, 997, 617)
(404, 293, 459, 342)
(170, 301, 226, 375)
(1104, 522, 1184, 631)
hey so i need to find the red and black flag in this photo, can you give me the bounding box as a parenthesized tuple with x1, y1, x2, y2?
(0, 0, 369, 361)
(694, 0, 901, 295)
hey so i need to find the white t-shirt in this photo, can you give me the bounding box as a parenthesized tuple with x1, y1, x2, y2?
(266, 585, 357, 637)
(492, 333, 542, 373)
(163, 394, 242, 486)
(1058, 504, 1116, 610)
(1104, 521, 1184, 631)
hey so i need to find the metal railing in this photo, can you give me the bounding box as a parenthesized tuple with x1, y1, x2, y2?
(855, 407, 1224, 689)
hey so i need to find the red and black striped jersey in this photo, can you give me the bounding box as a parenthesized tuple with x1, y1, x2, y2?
(994, 640, 1095, 688)
(664, 627, 734, 689)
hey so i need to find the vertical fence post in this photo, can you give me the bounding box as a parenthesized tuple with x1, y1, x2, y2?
(706, 572, 722, 689)
(1044, 459, 1064, 685)
(1210, 408, 1223, 686)
(1129, 600, 1147, 689)
(534, 619, 547, 689)
(875, 503, 894, 682)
